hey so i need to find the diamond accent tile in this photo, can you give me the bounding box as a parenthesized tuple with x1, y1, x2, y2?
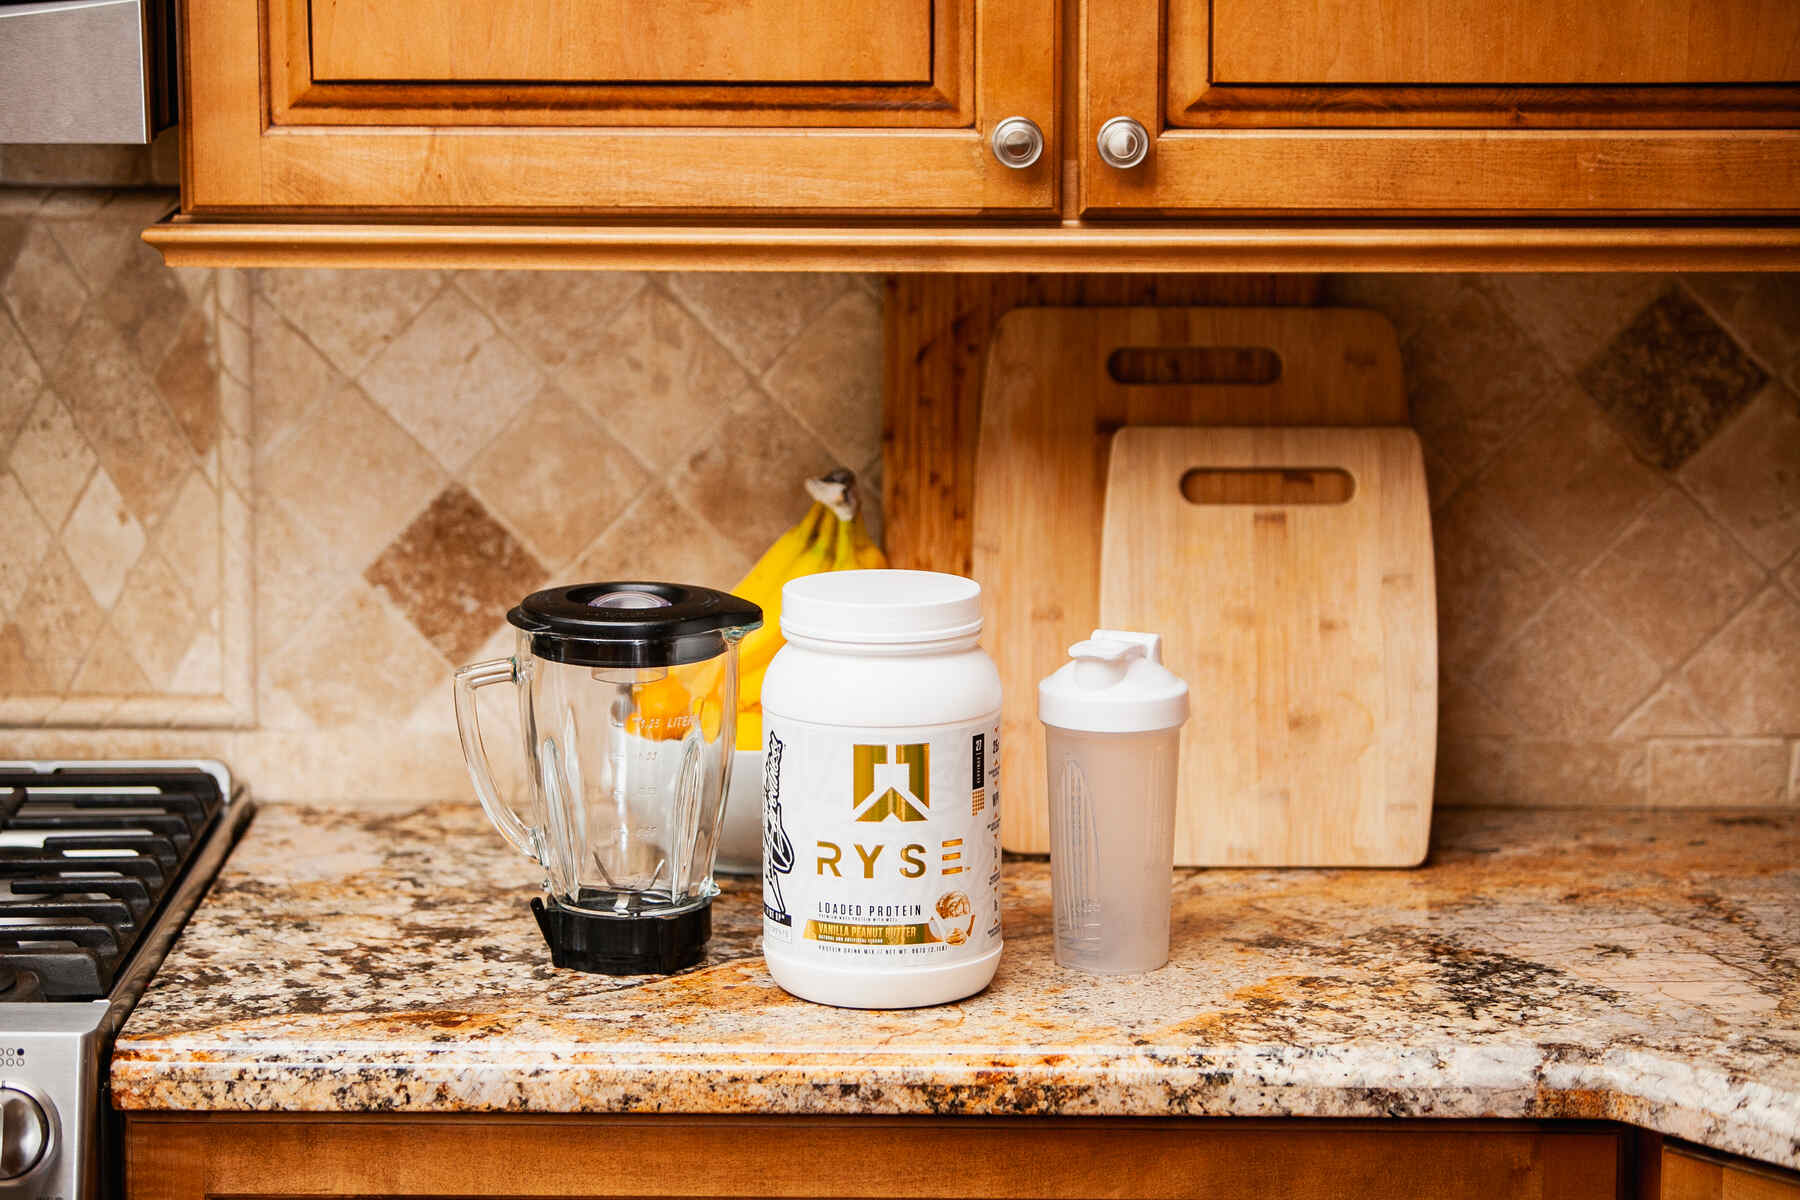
(153, 469, 221, 616)
(454, 270, 645, 370)
(671, 388, 840, 558)
(358, 288, 541, 472)
(1483, 274, 1669, 377)
(1684, 274, 1800, 385)
(669, 273, 851, 373)
(110, 551, 200, 682)
(262, 386, 444, 570)
(251, 301, 354, 461)
(256, 269, 444, 378)
(1679, 384, 1800, 569)
(1578, 287, 1767, 470)
(764, 287, 883, 471)
(12, 546, 104, 691)
(557, 286, 748, 471)
(363, 484, 546, 664)
(1469, 390, 1662, 573)
(465, 384, 648, 567)
(8, 389, 96, 529)
(0, 471, 52, 620)
(571, 485, 752, 593)
(1614, 683, 1722, 739)
(79, 224, 192, 369)
(267, 583, 447, 728)
(154, 305, 220, 460)
(1403, 281, 1563, 477)
(0, 225, 87, 366)
(0, 311, 43, 454)
(61, 467, 145, 610)
(1647, 740, 1791, 806)
(69, 623, 152, 695)
(1580, 490, 1763, 669)
(1431, 486, 1556, 672)
(1477, 590, 1661, 737)
(53, 312, 196, 525)
(1681, 586, 1800, 736)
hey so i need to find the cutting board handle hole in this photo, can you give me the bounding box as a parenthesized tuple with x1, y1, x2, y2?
(1106, 346, 1282, 386)
(1179, 467, 1356, 506)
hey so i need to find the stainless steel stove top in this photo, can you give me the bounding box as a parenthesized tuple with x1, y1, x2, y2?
(0, 760, 251, 1200)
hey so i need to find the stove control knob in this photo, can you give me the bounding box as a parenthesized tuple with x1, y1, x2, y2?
(0, 1088, 49, 1179)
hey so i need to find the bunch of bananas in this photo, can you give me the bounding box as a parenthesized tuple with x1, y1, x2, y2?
(730, 469, 885, 751)
(629, 470, 884, 750)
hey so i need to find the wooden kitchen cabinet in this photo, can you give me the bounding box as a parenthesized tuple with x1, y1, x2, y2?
(127, 1115, 1629, 1200)
(180, 0, 1056, 214)
(1661, 1142, 1800, 1200)
(1082, 0, 1800, 216)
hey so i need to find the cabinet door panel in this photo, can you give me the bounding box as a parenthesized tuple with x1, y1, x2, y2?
(1083, 0, 1800, 215)
(1211, 0, 1800, 85)
(311, 0, 933, 84)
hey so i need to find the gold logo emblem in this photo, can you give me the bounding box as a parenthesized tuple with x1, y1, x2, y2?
(853, 743, 930, 822)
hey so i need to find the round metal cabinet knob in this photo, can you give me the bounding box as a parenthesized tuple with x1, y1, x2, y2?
(0, 1087, 49, 1179)
(1096, 116, 1150, 168)
(990, 116, 1045, 169)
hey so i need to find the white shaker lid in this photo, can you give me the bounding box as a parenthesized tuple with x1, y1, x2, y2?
(781, 569, 983, 644)
(1038, 629, 1190, 733)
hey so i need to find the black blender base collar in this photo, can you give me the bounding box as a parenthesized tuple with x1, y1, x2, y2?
(530, 897, 712, 975)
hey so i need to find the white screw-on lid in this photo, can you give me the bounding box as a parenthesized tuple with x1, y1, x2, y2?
(780, 569, 983, 645)
(1038, 629, 1190, 733)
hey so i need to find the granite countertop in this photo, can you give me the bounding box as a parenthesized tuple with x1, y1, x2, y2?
(112, 802, 1799, 1170)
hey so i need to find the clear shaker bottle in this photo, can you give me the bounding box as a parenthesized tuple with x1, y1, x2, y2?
(1037, 629, 1190, 974)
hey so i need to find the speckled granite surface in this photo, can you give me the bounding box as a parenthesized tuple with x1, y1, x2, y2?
(112, 802, 1799, 1169)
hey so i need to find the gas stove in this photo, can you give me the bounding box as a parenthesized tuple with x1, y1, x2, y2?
(0, 760, 251, 1200)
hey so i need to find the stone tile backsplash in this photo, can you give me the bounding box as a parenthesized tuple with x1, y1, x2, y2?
(1, 183, 1797, 808)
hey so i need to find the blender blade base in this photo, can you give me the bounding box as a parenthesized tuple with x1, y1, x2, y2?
(530, 896, 712, 975)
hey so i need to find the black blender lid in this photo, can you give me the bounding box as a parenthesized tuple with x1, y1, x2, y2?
(507, 581, 761, 668)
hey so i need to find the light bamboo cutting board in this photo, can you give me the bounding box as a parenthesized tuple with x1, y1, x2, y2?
(970, 306, 1408, 857)
(1100, 427, 1436, 867)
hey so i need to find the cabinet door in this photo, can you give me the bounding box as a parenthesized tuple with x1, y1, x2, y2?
(1081, 0, 1800, 215)
(184, 0, 1055, 214)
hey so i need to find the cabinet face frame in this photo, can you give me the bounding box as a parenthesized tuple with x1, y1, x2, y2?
(1079, 0, 1800, 216)
(183, 0, 1057, 214)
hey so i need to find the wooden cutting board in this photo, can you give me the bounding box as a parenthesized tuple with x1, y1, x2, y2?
(970, 306, 1408, 856)
(1100, 427, 1436, 867)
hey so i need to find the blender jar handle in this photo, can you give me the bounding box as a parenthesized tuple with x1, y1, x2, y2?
(453, 657, 537, 862)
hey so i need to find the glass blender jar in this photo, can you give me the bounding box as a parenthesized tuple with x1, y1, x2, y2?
(454, 581, 761, 974)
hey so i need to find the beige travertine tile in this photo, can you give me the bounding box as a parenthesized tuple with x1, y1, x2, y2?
(0, 225, 87, 364)
(0, 623, 55, 693)
(0, 146, 153, 187)
(465, 384, 647, 568)
(261, 386, 444, 570)
(453, 271, 645, 370)
(1683, 274, 1800, 384)
(1785, 552, 1800, 600)
(0, 190, 48, 216)
(856, 451, 884, 549)
(1402, 281, 1563, 477)
(764, 286, 882, 471)
(254, 493, 338, 662)
(1681, 585, 1800, 736)
(1482, 274, 1668, 377)
(0, 311, 43, 453)
(1580, 489, 1764, 669)
(0, 471, 52, 619)
(266, 583, 446, 728)
(154, 306, 220, 459)
(255, 269, 444, 377)
(1679, 385, 1800, 569)
(154, 470, 221, 615)
(1317, 274, 1478, 345)
(70, 624, 152, 695)
(110, 551, 200, 682)
(7, 389, 95, 529)
(671, 388, 840, 559)
(12, 546, 104, 691)
(1477, 590, 1662, 737)
(1469, 390, 1662, 573)
(251, 301, 354, 461)
(1436, 737, 1647, 808)
(571, 484, 752, 593)
(556, 287, 747, 471)
(76, 226, 191, 369)
(167, 628, 224, 696)
(358, 288, 540, 473)
(668, 273, 852, 373)
(1438, 677, 1522, 740)
(1430, 485, 1556, 672)
(362, 485, 546, 664)
(60, 467, 145, 610)
(53, 312, 195, 525)
(1614, 683, 1723, 739)
(1647, 740, 1791, 806)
